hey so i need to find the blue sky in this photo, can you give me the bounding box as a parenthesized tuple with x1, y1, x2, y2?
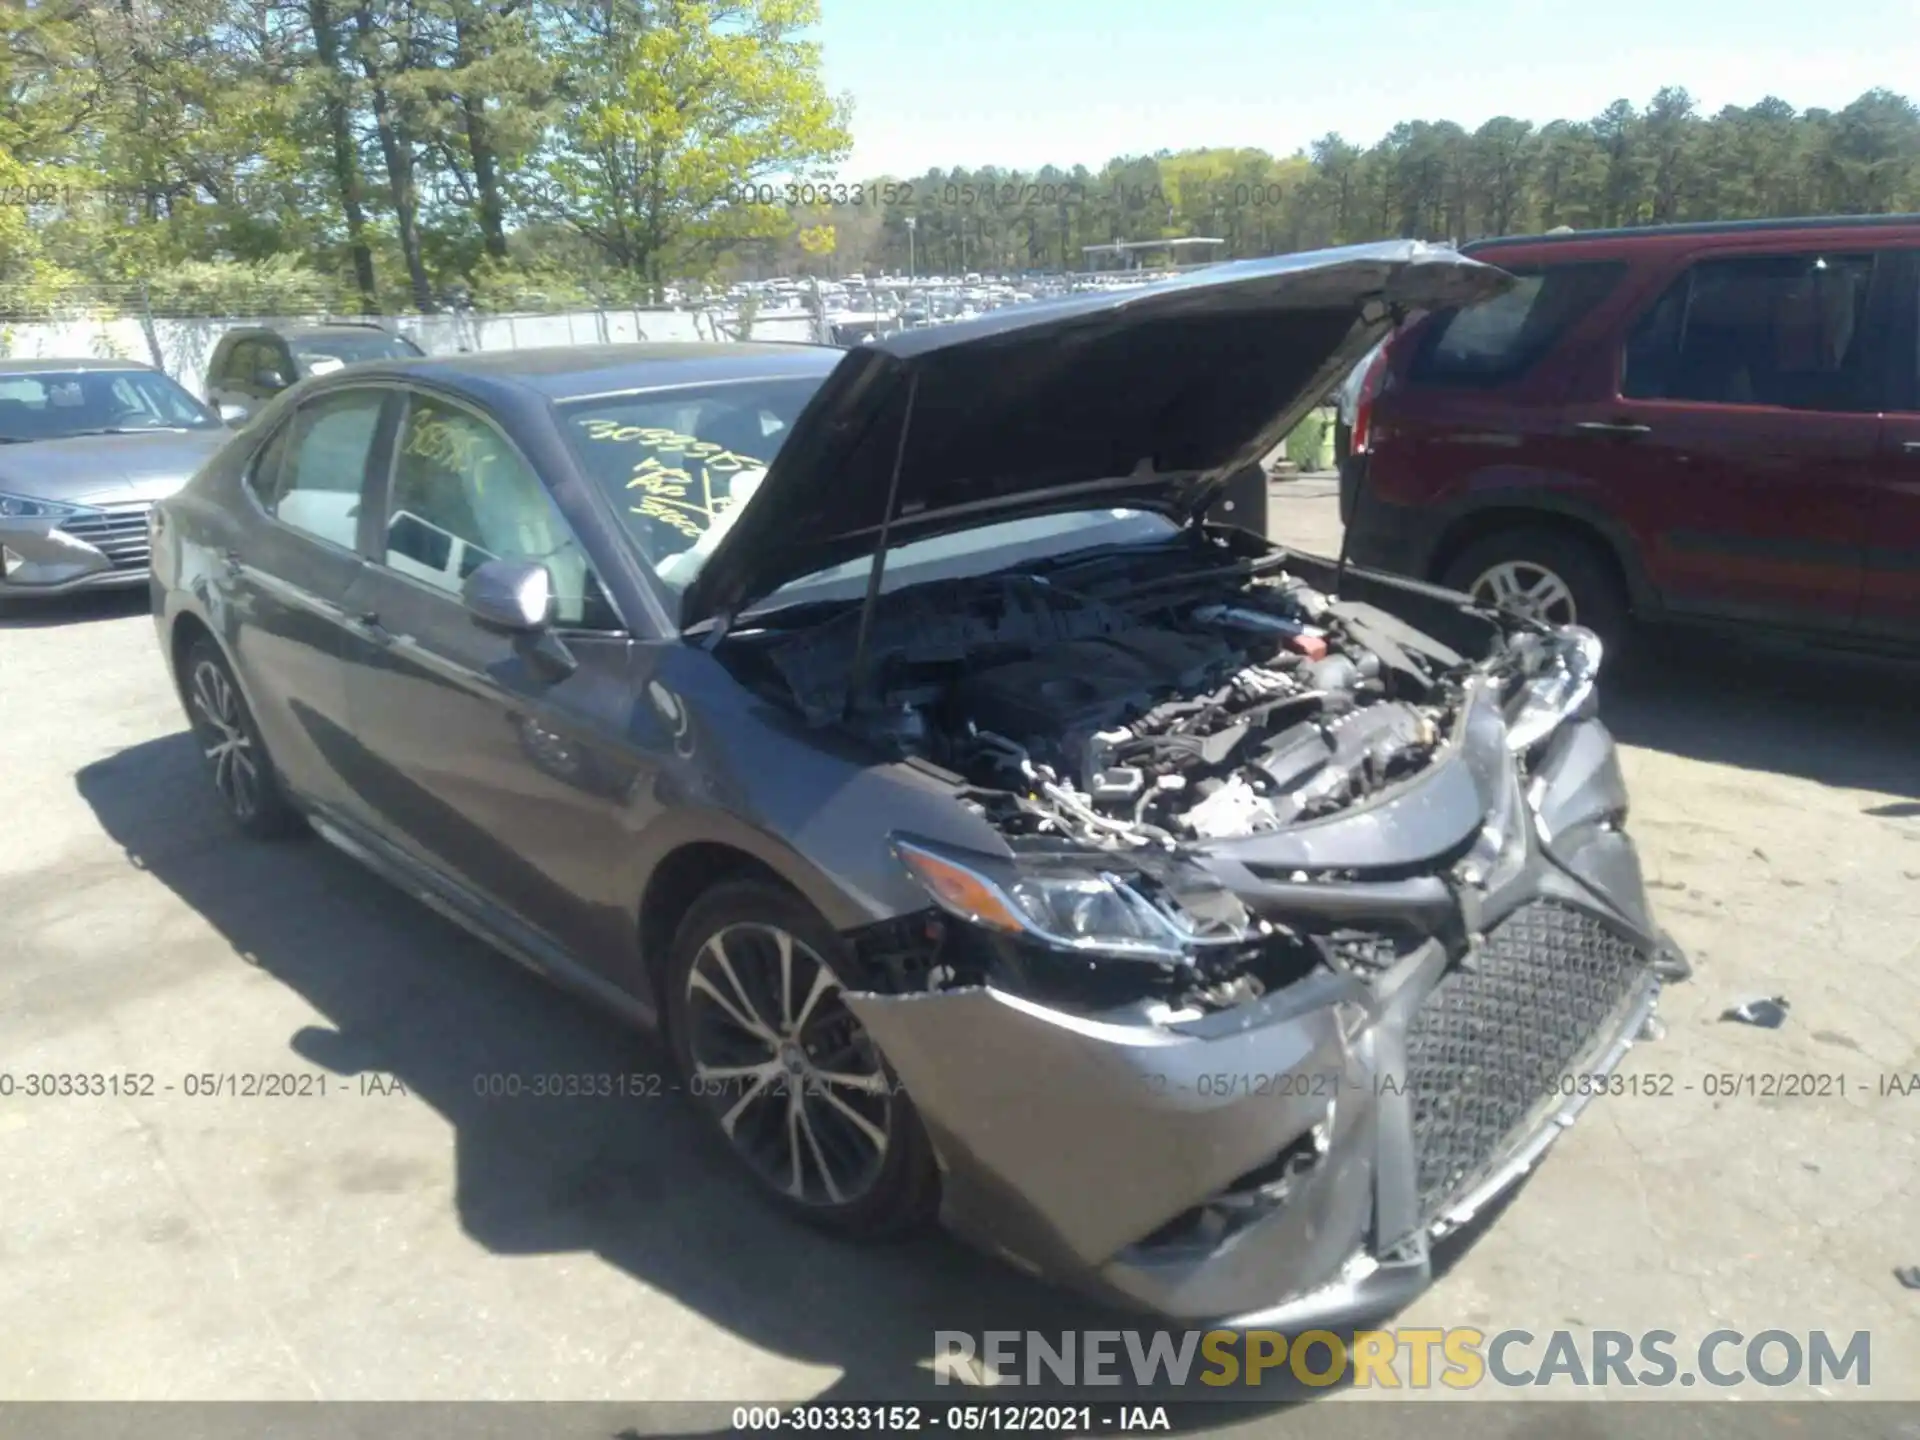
(815, 0, 1920, 178)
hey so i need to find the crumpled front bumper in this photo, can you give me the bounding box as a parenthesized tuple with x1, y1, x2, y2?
(843, 711, 1668, 1327)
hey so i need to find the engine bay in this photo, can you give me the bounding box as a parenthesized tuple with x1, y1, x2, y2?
(734, 544, 1481, 851)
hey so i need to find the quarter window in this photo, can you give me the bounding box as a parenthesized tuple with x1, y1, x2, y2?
(252, 389, 384, 550)
(382, 394, 616, 629)
(1409, 262, 1625, 386)
(1622, 252, 1877, 411)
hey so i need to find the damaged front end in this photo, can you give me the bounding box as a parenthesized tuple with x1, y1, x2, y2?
(679, 243, 1668, 1325)
(721, 535, 1667, 1326)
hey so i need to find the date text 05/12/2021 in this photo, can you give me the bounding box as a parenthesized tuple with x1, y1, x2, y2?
(3, 1069, 1918, 1101)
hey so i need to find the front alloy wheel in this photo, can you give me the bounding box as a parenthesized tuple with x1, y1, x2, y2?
(666, 881, 939, 1237)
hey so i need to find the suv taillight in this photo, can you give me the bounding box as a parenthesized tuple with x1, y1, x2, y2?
(1349, 341, 1394, 455)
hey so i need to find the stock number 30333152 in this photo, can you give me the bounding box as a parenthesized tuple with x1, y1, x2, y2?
(730, 1404, 1110, 1432)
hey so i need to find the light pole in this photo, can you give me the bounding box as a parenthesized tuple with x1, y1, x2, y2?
(905, 216, 916, 280)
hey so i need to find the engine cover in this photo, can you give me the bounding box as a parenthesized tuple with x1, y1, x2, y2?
(947, 629, 1234, 744)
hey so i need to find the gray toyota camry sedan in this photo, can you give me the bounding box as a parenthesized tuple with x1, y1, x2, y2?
(0, 359, 229, 599)
(150, 240, 1676, 1329)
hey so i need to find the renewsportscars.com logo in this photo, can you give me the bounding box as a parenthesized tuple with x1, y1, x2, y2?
(932, 1328, 1873, 1390)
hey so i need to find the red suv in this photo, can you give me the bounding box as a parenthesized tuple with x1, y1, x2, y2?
(1341, 215, 1920, 650)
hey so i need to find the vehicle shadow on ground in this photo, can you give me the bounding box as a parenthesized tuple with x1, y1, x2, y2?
(0, 588, 149, 629)
(76, 731, 1482, 1424)
(1602, 632, 1920, 801)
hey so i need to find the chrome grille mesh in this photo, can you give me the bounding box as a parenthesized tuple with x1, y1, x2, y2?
(58, 502, 152, 571)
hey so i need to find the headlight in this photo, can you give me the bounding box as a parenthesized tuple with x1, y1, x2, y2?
(893, 838, 1249, 962)
(1458, 742, 1530, 892)
(1505, 625, 1602, 753)
(0, 492, 85, 520)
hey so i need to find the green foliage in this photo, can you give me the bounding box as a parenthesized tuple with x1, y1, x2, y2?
(527, 0, 851, 295)
(1283, 410, 1331, 471)
(1, 0, 1917, 315)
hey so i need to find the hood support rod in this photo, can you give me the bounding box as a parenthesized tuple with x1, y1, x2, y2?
(1333, 301, 1408, 600)
(845, 369, 920, 720)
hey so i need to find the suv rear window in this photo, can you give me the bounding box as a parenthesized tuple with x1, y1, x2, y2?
(1409, 261, 1625, 385)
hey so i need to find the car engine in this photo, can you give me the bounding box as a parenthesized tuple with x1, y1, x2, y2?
(740, 557, 1466, 850)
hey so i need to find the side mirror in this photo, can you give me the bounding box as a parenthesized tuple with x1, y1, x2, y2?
(462, 557, 554, 634)
(463, 558, 577, 682)
(217, 401, 248, 427)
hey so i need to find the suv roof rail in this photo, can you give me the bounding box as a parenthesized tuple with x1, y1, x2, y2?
(1466, 212, 1920, 251)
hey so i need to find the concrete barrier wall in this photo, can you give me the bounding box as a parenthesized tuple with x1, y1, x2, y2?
(0, 309, 822, 398)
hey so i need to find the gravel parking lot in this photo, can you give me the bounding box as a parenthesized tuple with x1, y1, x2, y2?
(2, 478, 1916, 1427)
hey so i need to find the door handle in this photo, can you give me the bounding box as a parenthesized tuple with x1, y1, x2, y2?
(1573, 421, 1653, 438)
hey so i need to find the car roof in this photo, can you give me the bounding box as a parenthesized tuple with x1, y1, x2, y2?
(0, 357, 159, 374)
(1467, 212, 1920, 259)
(324, 341, 845, 403)
(223, 323, 407, 339)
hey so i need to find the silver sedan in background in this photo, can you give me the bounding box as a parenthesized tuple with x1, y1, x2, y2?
(0, 359, 230, 602)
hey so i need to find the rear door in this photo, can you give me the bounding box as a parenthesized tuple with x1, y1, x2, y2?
(1858, 247, 1920, 643)
(1560, 244, 1897, 630)
(228, 385, 394, 817)
(1357, 257, 1630, 537)
(206, 338, 251, 414)
(219, 340, 278, 421)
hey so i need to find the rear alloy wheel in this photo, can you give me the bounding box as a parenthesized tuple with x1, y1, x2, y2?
(666, 881, 938, 1237)
(1466, 559, 1577, 626)
(182, 638, 304, 839)
(1441, 527, 1628, 648)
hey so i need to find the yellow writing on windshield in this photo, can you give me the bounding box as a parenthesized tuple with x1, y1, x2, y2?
(577, 418, 767, 541)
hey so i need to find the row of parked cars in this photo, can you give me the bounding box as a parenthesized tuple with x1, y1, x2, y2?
(0, 215, 1899, 1331)
(0, 323, 421, 597)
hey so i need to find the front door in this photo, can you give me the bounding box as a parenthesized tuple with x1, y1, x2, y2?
(1858, 248, 1920, 644)
(337, 387, 646, 969)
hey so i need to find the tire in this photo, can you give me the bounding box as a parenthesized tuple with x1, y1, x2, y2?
(1440, 526, 1630, 649)
(666, 879, 940, 1239)
(181, 638, 305, 839)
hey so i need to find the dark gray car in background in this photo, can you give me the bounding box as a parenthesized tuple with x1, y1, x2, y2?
(0, 359, 228, 600)
(149, 240, 1674, 1329)
(204, 321, 425, 424)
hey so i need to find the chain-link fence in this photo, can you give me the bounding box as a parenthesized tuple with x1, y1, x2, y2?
(0, 279, 827, 396)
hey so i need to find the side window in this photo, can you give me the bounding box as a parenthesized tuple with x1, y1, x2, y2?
(246, 420, 291, 508)
(1409, 262, 1625, 386)
(1622, 251, 1877, 411)
(239, 341, 275, 388)
(254, 389, 384, 549)
(383, 394, 618, 629)
(218, 341, 250, 386)
(259, 344, 293, 388)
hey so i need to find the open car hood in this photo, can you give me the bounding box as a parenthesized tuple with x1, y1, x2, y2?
(680, 240, 1512, 629)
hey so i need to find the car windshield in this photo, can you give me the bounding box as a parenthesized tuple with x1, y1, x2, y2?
(557, 376, 827, 588)
(293, 333, 423, 373)
(557, 376, 1179, 614)
(0, 368, 219, 442)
